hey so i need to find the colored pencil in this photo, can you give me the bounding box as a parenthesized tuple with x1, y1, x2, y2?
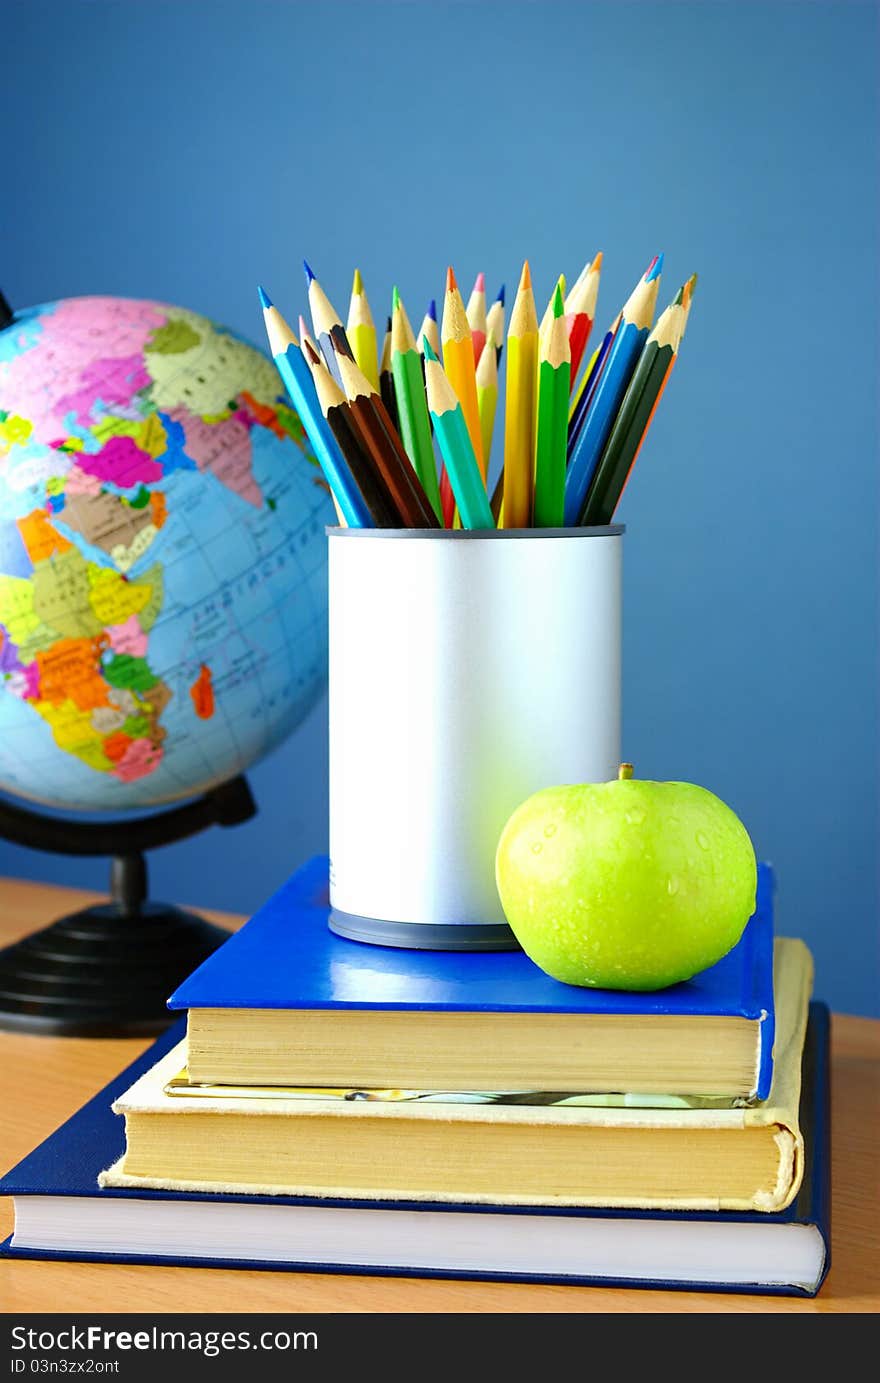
(489, 467, 504, 522)
(304, 261, 350, 386)
(501, 260, 539, 528)
(564, 255, 662, 525)
(681, 271, 698, 332)
(486, 285, 505, 367)
(297, 314, 321, 362)
(293, 329, 348, 527)
(417, 298, 453, 524)
(565, 251, 602, 387)
(476, 328, 499, 473)
(567, 319, 616, 452)
(422, 339, 494, 530)
(418, 299, 441, 364)
(390, 285, 443, 521)
(441, 266, 485, 479)
(333, 342, 440, 528)
(304, 340, 402, 529)
(533, 283, 571, 528)
(580, 278, 693, 526)
(346, 268, 379, 392)
(379, 315, 399, 432)
(258, 287, 371, 528)
(466, 271, 488, 365)
(538, 274, 566, 354)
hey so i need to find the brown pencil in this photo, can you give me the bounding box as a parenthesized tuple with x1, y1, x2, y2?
(333, 344, 441, 528)
(303, 345, 401, 528)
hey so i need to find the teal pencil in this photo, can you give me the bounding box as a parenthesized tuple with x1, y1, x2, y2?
(259, 287, 371, 527)
(422, 339, 494, 530)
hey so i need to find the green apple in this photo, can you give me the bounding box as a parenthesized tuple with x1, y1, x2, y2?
(495, 765, 758, 990)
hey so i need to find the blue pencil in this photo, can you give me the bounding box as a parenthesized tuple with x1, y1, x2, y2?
(567, 320, 616, 456)
(564, 255, 663, 526)
(258, 287, 371, 528)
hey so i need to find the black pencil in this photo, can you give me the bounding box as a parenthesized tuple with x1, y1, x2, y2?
(379, 314, 399, 432)
(580, 279, 693, 525)
(304, 342, 401, 528)
(333, 343, 440, 528)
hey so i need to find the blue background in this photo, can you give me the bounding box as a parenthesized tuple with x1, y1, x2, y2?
(1, 1, 876, 1015)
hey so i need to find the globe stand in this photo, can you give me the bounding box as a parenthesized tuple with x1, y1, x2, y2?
(0, 776, 256, 1036)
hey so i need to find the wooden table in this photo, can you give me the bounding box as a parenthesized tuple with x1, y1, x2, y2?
(1, 877, 877, 1314)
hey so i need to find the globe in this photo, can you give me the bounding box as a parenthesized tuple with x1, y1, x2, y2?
(0, 295, 332, 813)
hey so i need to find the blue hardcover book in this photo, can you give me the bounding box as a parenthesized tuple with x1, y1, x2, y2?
(168, 857, 777, 1100)
(0, 1005, 830, 1296)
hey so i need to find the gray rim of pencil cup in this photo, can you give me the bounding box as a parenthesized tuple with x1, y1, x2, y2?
(326, 524, 625, 539)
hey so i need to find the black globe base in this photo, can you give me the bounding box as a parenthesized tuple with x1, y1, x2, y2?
(0, 776, 256, 1037)
(0, 900, 229, 1036)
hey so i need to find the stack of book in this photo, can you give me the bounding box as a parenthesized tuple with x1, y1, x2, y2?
(0, 857, 830, 1297)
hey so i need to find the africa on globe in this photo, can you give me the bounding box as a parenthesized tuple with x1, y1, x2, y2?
(0, 295, 333, 812)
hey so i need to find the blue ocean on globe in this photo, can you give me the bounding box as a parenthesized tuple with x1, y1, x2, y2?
(0, 295, 332, 812)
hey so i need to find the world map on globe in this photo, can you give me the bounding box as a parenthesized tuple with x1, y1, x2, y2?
(0, 295, 332, 812)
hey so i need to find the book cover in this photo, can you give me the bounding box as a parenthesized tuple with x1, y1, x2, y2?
(0, 1006, 830, 1297)
(169, 856, 777, 1100)
(102, 937, 812, 1212)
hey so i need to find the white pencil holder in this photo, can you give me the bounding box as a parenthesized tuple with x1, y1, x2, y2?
(327, 526, 623, 949)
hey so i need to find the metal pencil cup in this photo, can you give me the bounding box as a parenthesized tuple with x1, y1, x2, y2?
(328, 526, 623, 949)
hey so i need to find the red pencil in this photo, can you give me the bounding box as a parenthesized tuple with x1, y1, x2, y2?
(565, 252, 602, 388)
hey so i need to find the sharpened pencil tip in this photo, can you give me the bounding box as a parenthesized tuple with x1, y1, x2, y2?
(352, 267, 363, 295)
(496, 284, 505, 305)
(391, 284, 400, 312)
(552, 282, 565, 316)
(591, 252, 603, 273)
(687, 272, 698, 295)
(474, 271, 486, 293)
(427, 298, 437, 321)
(297, 314, 310, 340)
(645, 253, 664, 282)
(303, 260, 315, 285)
(520, 261, 532, 290)
(422, 336, 439, 362)
(257, 285, 272, 311)
(446, 265, 457, 293)
(557, 273, 567, 298)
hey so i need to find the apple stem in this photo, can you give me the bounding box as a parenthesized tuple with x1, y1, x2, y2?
(618, 763, 634, 780)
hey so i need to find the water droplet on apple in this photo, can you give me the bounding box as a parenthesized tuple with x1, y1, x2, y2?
(531, 842, 543, 854)
(544, 823, 557, 837)
(667, 876, 680, 896)
(625, 808, 646, 825)
(696, 830, 710, 850)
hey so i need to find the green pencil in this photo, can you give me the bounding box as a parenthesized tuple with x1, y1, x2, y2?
(533, 282, 571, 528)
(390, 286, 443, 521)
(422, 338, 494, 530)
(580, 280, 692, 526)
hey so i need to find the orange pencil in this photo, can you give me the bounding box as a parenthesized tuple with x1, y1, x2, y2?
(441, 266, 485, 480)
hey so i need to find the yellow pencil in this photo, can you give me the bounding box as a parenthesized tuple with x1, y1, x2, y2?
(346, 268, 379, 392)
(502, 260, 539, 528)
(476, 328, 499, 472)
(441, 266, 485, 480)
